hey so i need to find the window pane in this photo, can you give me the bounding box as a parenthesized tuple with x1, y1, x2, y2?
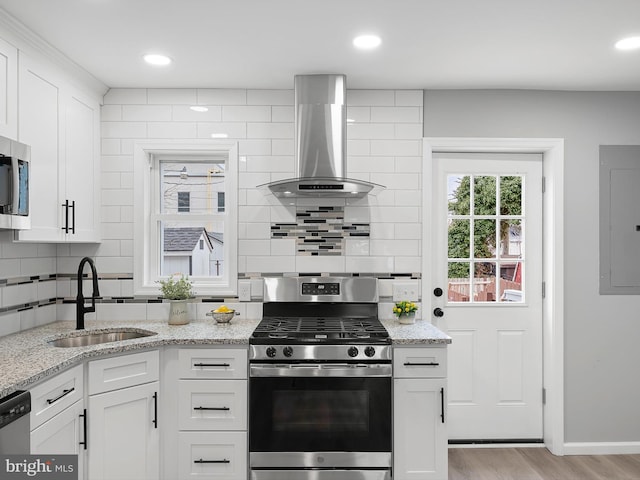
(161, 161, 225, 215)
(500, 219, 522, 257)
(500, 176, 522, 215)
(474, 262, 497, 302)
(474, 219, 496, 259)
(448, 175, 470, 215)
(499, 262, 523, 302)
(448, 219, 470, 258)
(474, 176, 496, 215)
(448, 262, 470, 302)
(160, 220, 224, 277)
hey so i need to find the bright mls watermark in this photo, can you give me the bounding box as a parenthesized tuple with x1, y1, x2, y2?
(0, 456, 77, 480)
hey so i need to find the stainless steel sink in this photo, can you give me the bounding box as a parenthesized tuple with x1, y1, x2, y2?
(48, 329, 156, 348)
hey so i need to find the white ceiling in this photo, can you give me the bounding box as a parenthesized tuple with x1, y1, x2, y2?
(0, 0, 639, 91)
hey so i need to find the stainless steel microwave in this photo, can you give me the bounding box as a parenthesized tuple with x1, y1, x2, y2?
(0, 136, 30, 230)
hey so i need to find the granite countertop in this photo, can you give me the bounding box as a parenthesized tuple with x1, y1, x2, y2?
(0, 318, 450, 398)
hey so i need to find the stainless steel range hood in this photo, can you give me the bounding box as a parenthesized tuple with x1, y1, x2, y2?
(259, 74, 384, 198)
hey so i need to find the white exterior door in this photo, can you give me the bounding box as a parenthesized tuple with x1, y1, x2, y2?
(432, 152, 543, 441)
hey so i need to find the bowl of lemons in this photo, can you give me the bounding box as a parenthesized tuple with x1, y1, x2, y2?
(206, 305, 239, 324)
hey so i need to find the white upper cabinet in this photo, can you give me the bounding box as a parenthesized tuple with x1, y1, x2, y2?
(0, 36, 18, 139)
(15, 51, 101, 242)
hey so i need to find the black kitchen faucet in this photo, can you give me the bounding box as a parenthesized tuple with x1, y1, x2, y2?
(76, 256, 100, 330)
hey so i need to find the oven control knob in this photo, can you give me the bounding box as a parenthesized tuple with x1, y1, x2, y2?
(364, 346, 376, 357)
(266, 347, 277, 358)
(348, 346, 359, 358)
(283, 346, 294, 357)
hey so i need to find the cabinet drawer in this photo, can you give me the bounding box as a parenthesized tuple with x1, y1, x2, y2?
(178, 349, 247, 379)
(30, 364, 84, 430)
(178, 380, 247, 431)
(394, 347, 447, 378)
(88, 350, 159, 395)
(178, 431, 246, 480)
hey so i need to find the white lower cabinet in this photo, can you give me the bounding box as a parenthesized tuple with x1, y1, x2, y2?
(87, 351, 160, 480)
(164, 347, 248, 480)
(30, 364, 86, 479)
(393, 347, 448, 480)
(178, 432, 247, 480)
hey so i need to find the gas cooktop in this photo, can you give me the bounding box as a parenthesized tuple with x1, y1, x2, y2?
(250, 316, 391, 345)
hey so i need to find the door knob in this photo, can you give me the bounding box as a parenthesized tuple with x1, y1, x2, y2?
(433, 287, 443, 297)
(433, 307, 444, 317)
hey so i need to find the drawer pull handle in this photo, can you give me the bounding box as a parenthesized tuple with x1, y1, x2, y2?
(193, 363, 231, 367)
(194, 458, 230, 464)
(47, 387, 74, 404)
(403, 362, 440, 367)
(194, 406, 230, 411)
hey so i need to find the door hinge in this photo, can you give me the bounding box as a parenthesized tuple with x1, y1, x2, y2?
(542, 281, 546, 299)
(542, 176, 546, 193)
(542, 388, 547, 405)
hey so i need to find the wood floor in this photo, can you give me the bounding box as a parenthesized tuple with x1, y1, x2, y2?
(449, 448, 640, 480)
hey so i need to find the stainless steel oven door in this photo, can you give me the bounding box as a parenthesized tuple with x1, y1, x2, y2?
(249, 363, 391, 470)
(251, 469, 391, 480)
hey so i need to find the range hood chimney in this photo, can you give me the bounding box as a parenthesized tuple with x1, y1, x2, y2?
(259, 74, 384, 198)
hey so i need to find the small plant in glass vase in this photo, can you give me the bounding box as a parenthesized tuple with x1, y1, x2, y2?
(158, 274, 194, 325)
(393, 300, 418, 325)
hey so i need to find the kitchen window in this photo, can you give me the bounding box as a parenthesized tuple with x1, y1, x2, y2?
(133, 141, 238, 296)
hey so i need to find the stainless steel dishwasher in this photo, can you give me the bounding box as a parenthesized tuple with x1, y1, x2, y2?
(0, 390, 31, 454)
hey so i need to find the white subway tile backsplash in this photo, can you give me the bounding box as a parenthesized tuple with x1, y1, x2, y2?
(270, 239, 295, 256)
(246, 255, 296, 272)
(345, 256, 394, 272)
(20, 258, 55, 277)
(271, 139, 294, 156)
(123, 105, 172, 121)
(239, 139, 271, 156)
(347, 90, 395, 106)
(197, 89, 247, 105)
(371, 173, 420, 190)
(102, 189, 133, 206)
(103, 89, 148, 105)
(345, 238, 370, 256)
(222, 105, 271, 122)
(371, 107, 421, 123)
(101, 172, 121, 189)
(370, 223, 395, 240)
(296, 255, 346, 273)
(345, 106, 371, 122)
(239, 172, 271, 189)
(344, 207, 370, 223)
(35, 304, 57, 327)
(95, 240, 121, 257)
(371, 240, 420, 257)
(147, 122, 197, 138)
(102, 122, 147, 138)
(272, 106, 294, 122)
(120, 241, 134, 257)
(0, 312, 20, 337)
(394, 257, 422, 273)
(4, 283, 37, 306)
(247, 90, 293, 106)
(348, 156, 395, 173)
(247, 122, 294, 139)
(245, 223, 271, 239)
(395, 156, 423, 173)
(101, 105, 122, 121)
(395, 123, 423, 139)
(370, 139, 422, 157)
(371, 206, 420, 223)
(270, 205, 296, 223)
(147, 88, 197, 105)
(101, 139, 121, 155)
(95, 256, 133, 274)
(197, 122, 246, 139)
(120, 206, 134, 222)
(239, 205, 271, 223)
(96, 302, 147, 321)
(246, 155, 295, 173)
(101, 155, 134, 173)
(239, 240, 270, 256)
(394, 190, 421, 206)
(347, 123, 395, 140)
(395, 90, 424, 107)
(395, 223, 422, 240)
(172, 105, 223, 121)
(19, 307, 37, 331)
(100, 222, 134, 240)
(2, 242, 38, 259)
(0, 259, 20, 278)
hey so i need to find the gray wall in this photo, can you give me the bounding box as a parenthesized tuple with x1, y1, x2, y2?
(424, 90, 640, 443)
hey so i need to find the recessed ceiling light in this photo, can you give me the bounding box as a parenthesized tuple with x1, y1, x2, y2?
(190, 106, 209, 112)
(353, 34, 382, 50)
(143, 54, 172, 66)
(615, 36, 640, 50)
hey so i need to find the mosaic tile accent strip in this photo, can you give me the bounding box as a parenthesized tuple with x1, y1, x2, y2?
(271, 206, 370, 256)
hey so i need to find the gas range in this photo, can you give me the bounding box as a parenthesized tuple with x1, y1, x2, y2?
(249, 276, 391, 362)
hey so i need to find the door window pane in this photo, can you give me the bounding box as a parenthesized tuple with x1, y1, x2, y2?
(474, 262, 497, 302)
(500, 176, 522, 215)
(448, 219, 470, 258)
(473, 219, 496, 259)
(474, 176, 496, 215)
(448, 262, 470, 302)
(500, 262, 523, 302)
(448, 175, 470, 215)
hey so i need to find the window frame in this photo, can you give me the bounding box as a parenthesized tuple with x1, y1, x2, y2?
(133, 141, 238, 296)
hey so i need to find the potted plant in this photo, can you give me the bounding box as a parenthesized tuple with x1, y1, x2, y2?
(158, 274, 193, 325)
(393, 300, 418, 325)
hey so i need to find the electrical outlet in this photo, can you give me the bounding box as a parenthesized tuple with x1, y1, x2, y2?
(392, 282, 419, 301)
(238, 280, 251, 302)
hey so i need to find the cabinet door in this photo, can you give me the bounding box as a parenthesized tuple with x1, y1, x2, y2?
(0, 36, 18, 139)
(178, 379, 247, 431)
(31, 400, 85, 480)
(62, 92, 100, 242)
(88, 381, 159, 480)
(16, 54, 63, 241)
(394, 378, 447, 480)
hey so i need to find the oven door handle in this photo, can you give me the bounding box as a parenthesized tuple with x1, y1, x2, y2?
(250, 363, 392, 377)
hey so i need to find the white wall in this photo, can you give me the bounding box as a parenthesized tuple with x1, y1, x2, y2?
(423, 89, 640, 445)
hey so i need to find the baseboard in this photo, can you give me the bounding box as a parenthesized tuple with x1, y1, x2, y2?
(563, 442, 640, 455)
